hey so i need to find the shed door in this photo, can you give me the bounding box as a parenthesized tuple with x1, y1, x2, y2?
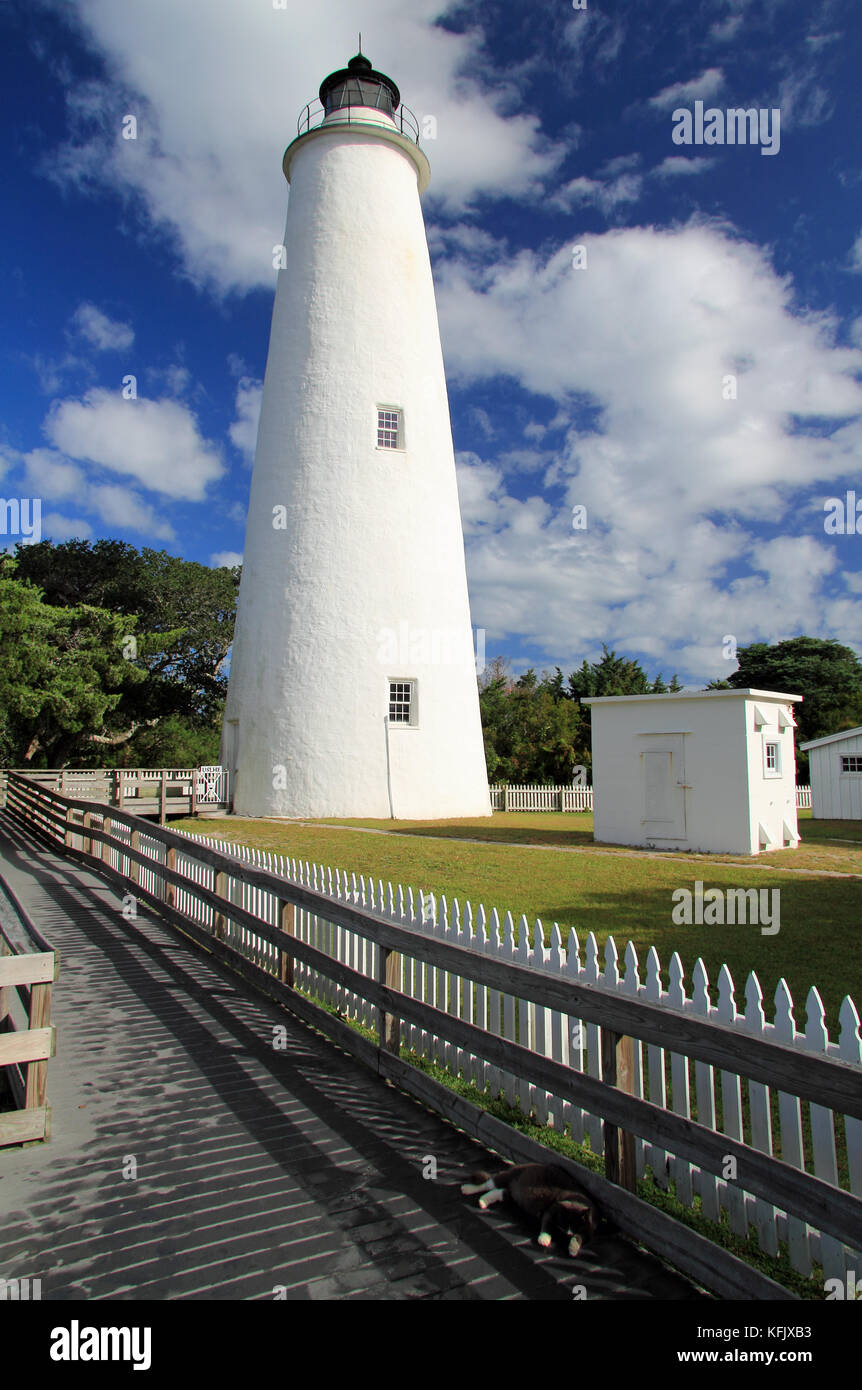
(641, 735, 687, 838)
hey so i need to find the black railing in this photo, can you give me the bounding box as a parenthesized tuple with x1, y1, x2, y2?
(296, 96, 421, 144)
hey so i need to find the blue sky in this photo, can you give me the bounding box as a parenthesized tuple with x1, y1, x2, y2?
(2, 0, 860, 687)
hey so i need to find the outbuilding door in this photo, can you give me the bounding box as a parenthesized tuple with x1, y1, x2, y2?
(640, 734, 687, 839)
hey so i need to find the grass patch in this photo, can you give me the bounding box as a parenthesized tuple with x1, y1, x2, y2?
(177, 810, 861, 1032)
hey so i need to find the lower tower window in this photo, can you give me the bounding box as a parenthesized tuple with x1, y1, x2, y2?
(389, 679, 417, 725)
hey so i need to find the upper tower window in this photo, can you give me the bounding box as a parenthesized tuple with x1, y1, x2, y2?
(377, 408, 403, 450)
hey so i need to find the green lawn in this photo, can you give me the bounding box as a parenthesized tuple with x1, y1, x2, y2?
(175, 809, 861, 1032)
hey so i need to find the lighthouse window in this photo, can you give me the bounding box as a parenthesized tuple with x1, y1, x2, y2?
(389, 680, 415, 724)
(377, 408, 403, 450)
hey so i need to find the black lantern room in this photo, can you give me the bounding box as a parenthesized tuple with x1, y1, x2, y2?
(319, 52, 401, 119)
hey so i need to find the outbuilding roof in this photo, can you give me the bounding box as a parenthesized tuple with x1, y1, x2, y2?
(799, 725, 862, 751)
(582, 688, 802, 706)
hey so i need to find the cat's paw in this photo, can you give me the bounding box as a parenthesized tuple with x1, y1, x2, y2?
(537, 1232, 553, 1248)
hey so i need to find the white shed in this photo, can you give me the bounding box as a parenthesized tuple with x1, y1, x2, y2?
(798, 727, 862, 819)
(582, 689, 802, 855)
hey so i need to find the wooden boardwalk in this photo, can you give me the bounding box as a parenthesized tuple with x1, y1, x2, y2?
(0, 814, 706, 1302)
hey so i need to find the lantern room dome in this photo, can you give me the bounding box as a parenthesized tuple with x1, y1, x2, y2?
(318, 52, 401, 118)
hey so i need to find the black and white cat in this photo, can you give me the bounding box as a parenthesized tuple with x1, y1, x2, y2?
(461, 1162, 599, 1257)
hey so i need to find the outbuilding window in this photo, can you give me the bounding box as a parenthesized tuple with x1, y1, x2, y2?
(763, 740, 781, 777)
(841, 756, 862, 773)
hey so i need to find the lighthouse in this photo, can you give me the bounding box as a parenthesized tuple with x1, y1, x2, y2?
(220, 51, 492, 819)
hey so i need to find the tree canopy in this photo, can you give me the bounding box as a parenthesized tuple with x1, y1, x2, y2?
(479, 648, 681, 784)
(707, 635, 862, 779)
(5, 540, 241, 766)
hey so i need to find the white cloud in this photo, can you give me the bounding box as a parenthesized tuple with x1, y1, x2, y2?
(23, 448, 87, 498)
(15, 445, 177, 541)
(211, 550, 242, 569)
(438, 222, 862, 677)
(41, 512, 94, 541)
(648, 68, 725, 111)
(20, 447, 175, 540)
(652, 156, 713, 178)
(45, 1, 567, 295)
(87, 482, 175, 540)
(710, 16, 743, 41)
(146, 364, 191, 397)
(0, 446, 19, 481)
(70, 302, 134, 352)
(44, 388, 224, 499)
(229, 377, 263, 465)
(549, 172, 643, 216)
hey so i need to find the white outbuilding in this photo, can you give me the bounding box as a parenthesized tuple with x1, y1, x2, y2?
(798, 727, 862, 819)
(582, 689, 802, 855)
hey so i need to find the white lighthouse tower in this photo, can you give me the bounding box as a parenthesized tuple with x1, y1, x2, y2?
(221, 50, 491, 819)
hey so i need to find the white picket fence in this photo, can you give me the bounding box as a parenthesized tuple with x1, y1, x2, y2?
(490, 784, 595, 811)
(151, 824, 860, 1283)
(490, 784, 814, 812)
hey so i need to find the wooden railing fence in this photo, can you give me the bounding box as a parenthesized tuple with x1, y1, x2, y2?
(3, 771, 859, 1297)
(0, 767, 229, 824)
(0, 871, 58, 1146)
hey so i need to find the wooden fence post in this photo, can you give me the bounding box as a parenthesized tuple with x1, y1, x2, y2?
(278, 900, 295, 987)
(0, 936, 9, 1035)
(159, 773, 167, 827)
(378, 944, 401, 1055)
(601, 1029, 638, 1192)
(24, 979, 53, 1113)
(82, 810, 92, 857)
(213, 871, 229, 942)
(63, 803, 73, 851)
(129, 829, 141, 886)
(165, 847, 177, 908)
(112, 769, 121, 808)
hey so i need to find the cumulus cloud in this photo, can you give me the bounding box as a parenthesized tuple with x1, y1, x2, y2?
(549, 172, 643, 216)
(87, 482, 175, 539)
(652, 156, 713, 178)
(19, 447, 176, 540)
(69, 302, 134, 352)
(647, 68, 725, 111)
(44, 388, 224, 499)
(438, 222, 862, 678)
(211, 550, 242, 569)
(44, 0, 567, 295)
(41, 513, 94, 541)
(229, 377, 263, 465)
(23, 448, 87, 498)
